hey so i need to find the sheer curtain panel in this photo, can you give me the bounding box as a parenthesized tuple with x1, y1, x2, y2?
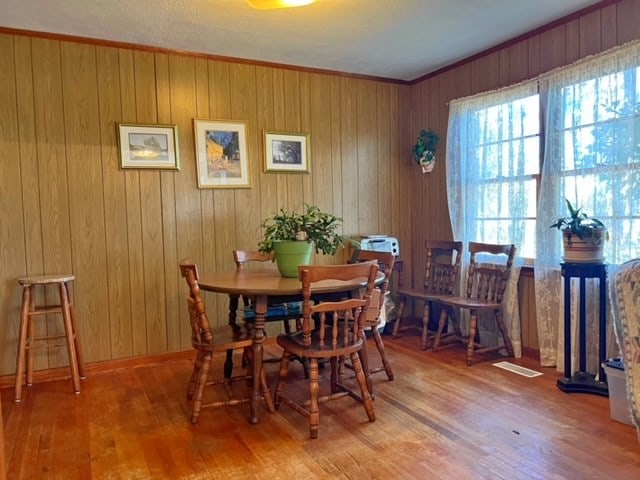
(535, 39, 640, 369)
(446, 80, 539, 358)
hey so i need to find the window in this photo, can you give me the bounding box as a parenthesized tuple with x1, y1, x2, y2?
(539, 42, 640, 266)
(551, 69, 640, 262)
(448, 42, 640, 265)
(446, 81, 539, 259)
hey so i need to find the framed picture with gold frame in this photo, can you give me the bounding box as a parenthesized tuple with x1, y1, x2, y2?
(264, 131, 310, 173)
(117, 123, 180, 170)
(193, 119, 251, 188)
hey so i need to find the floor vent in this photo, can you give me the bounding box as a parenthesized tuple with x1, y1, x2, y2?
(492, 361, 543, 378)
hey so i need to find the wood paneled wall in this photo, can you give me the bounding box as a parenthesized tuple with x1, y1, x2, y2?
(0, 33, 410, 375)
(1, 0, 639, 376)
(406, 0, 640, 358)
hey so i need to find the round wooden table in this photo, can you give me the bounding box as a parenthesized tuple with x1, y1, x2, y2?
(198, 268, 380, 424)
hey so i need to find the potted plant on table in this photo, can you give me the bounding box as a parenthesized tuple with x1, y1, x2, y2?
(549, 199, 608, 263)
(258, 204, 344, 277)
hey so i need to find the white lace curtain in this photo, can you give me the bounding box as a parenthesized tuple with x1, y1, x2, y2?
(535, 40, 640, 370)
(446, 81, 539, 359)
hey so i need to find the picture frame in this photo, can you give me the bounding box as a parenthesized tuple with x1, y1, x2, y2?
(193, 119, 250, 188)
(117, 123, 179, 170)
(264, 131, 310, 173)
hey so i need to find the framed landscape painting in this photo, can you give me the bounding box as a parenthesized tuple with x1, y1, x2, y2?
(264, 131, 310, 173)
(193, 119, 250, 188)
(118, 123, 180, 170)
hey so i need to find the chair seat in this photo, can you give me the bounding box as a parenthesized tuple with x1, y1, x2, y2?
(276, 331, 364, 359)
(438, 297, 500, 310)
(193, 325, 254, 352)
(396, 287, 453, 302)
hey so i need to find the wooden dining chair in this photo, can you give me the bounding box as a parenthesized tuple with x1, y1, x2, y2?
(274, 262, 378, 439)
(393, 240, 463, 350)
(350, 250, 396, 384)
(232, 249, 309, 375)
(432, 242, 516, 366)
(179, 258, 275, 424)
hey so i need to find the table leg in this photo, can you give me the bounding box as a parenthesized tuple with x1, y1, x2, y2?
(250, 295, 267, 424)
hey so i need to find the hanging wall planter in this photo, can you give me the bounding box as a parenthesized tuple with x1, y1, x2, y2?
(412, 129, 439, 174)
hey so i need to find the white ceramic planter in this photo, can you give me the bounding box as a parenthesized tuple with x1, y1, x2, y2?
(562, 228, 606, 263)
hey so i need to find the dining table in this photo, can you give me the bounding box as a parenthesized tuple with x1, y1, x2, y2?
(197, 267, 382, 424)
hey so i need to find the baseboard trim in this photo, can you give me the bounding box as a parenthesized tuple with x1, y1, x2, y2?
(521, 346, 540, 362)
(0, 350, 194, 389)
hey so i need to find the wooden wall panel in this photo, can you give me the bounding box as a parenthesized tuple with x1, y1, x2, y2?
(96, 46, 132, 359)
(118, 49, 146, 356)
(170, 55, 202, 351)
(329, 76, 345, 242)
(617, 0, 640, 44)
(339, 77, 359, 242)
(159, 51, 180, 353)
(356, 79, 378, 236)
(376, 83, 393, 236)
(0, 35, 24, 373)
(132, 51, 168, 354)
(300, 73, 314, 209)
(31, 39, 72, 369)
(61, 42, 111, 360)
(579, 12, 602, 57)
(309, 73, 336, 265)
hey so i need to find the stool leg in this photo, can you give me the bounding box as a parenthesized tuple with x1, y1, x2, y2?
(59, 282, 81, 394)
(14, 286, 31, 402)
(26, 286, 36, 386)
(65, 281, 86, 379)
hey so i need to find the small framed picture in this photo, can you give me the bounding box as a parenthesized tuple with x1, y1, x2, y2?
(117, 123, 179, 170)
(264, 132, 310, 173)
(193, 119, 250, 188)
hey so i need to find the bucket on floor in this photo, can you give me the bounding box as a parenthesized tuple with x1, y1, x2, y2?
(602, 358, 633, 426)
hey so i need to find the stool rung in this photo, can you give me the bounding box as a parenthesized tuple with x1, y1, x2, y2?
(31, 333, 67, 342)
(29, 305, 64, 315)
(26, 341, 68, 350)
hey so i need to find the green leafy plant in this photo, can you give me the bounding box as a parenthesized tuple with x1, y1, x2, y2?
(258, 204, 344, 255)
(549, 199, 607, 239)
(412, 129, 439, 165)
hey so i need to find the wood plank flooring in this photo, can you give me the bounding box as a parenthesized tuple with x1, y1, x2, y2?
(2, 335, 639, 479)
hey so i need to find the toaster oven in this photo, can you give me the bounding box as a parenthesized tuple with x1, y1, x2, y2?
(358, 236, 399, 257)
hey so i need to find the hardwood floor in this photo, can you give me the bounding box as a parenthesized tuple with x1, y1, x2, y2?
(2, 335, 639, 479)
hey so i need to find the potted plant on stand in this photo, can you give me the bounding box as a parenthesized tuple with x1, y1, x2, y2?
(549, 199, 608, 263)
(258, 204, 344, 277)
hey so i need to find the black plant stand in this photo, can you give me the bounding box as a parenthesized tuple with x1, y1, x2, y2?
(557, 262, 609, 396)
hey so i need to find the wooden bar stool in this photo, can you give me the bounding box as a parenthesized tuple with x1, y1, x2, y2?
(15, 274, 86, 402)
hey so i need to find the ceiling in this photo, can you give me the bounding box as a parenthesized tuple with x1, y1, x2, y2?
(0, 0, 601, 82)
